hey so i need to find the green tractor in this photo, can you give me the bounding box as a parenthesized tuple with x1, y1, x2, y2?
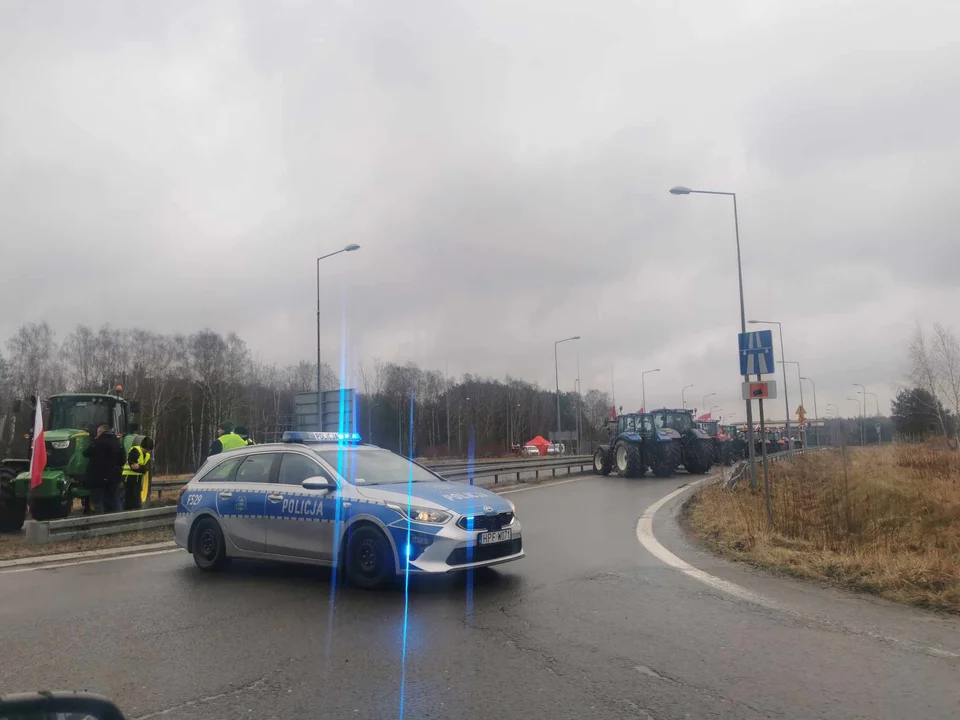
(721, 424, 748, 462)
(0, 392, 149, 532)
(650, 409, 714, 475)
(592, 412, 680, 478)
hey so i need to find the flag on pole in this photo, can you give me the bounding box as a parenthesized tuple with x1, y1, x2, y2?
(698, 412, 712, 420)
(637, 407, 644, 413)
(609, 406, 617, 420)
(29, 399, 46, 489)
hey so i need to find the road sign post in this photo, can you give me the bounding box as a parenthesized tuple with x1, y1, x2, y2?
(875, 421, 881, 445)
(739, 330, 776, 489)
(758, 394, 772, 527)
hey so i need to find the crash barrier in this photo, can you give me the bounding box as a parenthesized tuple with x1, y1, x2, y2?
(723, 447, 833, 488)
(24, 506, 176, 545)
(24, 456, 595, 544)
(150, 455, 594, 499)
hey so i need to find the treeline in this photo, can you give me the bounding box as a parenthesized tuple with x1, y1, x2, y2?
(0, 322, 612, 474)
(901, 323, 960, 445)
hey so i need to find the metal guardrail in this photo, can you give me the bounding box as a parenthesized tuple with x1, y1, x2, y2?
(723, 446, 833, 488)
(150, 455, 594, 497)
(25, 506, 176, 545)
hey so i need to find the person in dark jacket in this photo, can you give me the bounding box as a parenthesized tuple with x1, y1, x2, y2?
(235, 425, 255, 446)
(84, 424, 125, 513)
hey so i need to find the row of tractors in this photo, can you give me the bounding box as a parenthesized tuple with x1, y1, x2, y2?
(592, 409, 803, 479)
(0, 391, 149, 533)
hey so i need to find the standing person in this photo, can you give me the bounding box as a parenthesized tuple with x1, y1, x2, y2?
(84, 424, 124, 513)
(122, 436, 154, 510)
(236, 425, 255, 446)
(209, 421, 246, 456)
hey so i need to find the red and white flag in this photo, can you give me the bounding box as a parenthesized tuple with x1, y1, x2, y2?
(29, 399, 46, 489)
(698, 412, 712, 420)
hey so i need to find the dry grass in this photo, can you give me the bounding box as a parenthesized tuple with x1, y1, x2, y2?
(685, 444, 960, 612)
(0, 526, 173, 561)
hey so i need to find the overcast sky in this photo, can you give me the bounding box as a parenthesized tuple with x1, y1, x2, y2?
(2, 0, 958, 424)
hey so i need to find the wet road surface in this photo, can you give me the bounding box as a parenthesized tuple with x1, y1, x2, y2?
(2, 474, 958, 719)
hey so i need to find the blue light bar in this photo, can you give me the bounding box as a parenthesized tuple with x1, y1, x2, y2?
(282, 431, 362, 444)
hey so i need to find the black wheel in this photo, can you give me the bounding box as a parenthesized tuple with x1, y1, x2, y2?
(192, 516, 230, 571)
(29, 494, 72, 521)
(593, 448, 612, 476)
(651, 443, 676, 477)
(684, 439, 713, 475)
(0, 467, 27, 533)
(615, 442, 644, 478)
(345, 525, 395, 589)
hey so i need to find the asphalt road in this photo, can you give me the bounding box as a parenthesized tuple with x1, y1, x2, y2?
(2, 474, 958, 719)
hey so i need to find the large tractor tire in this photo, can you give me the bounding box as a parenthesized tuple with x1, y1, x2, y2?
(684, 439, 714, 475)
(0, 467, 27, 533)
(615, 442, 644, 478)
(651, 443, 676, 478)
(593, 448, 612, 476)
(29, 492, 72, 521)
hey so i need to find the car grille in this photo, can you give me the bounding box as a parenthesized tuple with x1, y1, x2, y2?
(446, 538, 522, 566)
(457, 512, 513, 531)
(45, 441, 72, 468)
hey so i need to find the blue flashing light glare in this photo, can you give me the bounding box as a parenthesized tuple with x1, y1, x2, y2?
(282, 431, 361, 444)
(405, 543, 412, 559)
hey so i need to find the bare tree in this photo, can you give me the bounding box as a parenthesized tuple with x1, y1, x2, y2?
(6, 322, 65, 397)
(910, 323, 953, 441)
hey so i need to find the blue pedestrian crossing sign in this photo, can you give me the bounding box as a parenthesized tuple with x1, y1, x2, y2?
(739, 330, 775, 376)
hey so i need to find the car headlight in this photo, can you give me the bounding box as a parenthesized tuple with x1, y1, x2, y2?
(386, 503, 452, 525)
(51, 440, 70, 450)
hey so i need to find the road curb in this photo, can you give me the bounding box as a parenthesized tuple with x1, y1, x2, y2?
(0, 540, 177, 569)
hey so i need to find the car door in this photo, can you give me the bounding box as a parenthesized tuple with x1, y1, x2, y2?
(215, 453, 276, 553)
(263, 451, 339, 560)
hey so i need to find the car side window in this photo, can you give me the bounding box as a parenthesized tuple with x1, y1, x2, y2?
(277, 453, 335, 486)
(235, 454, 278, 484)
(199, 457, 242, 483)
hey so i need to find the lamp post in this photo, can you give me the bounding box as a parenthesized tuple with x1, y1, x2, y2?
(800, 376, 819, 447)
(847, 397, 862, 444)
(555, 336, 580, 439)
(671, 184, 757, 487)
(709, 405, 721, 418)
(642, 369, 660, 412)
(701, 392, 716, 416)
(749, 320, 791, 452)
(853, 383, 866, 445)
(865, 391, 880, 417)
(778, 360, 804, 445)
(316, 243, 360, 429)
(682, 384, 694, 409)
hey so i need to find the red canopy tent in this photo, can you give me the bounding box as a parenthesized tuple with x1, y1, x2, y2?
(525, 435, 550, 456)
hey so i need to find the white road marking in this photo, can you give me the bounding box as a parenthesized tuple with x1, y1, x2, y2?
(0, 540, 176, 568)
(498, 474, 598, 495)
(0, 548, 181, 574)
(636, 479, 960, 660)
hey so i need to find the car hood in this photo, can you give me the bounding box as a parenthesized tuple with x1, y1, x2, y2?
(355, 481, 513, 515)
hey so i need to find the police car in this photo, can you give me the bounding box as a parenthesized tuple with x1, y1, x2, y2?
(174, 432, 524, 588)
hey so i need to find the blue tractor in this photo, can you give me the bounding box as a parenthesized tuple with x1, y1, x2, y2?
(593, 412, 680, 478)
(649, 409, 714, 475)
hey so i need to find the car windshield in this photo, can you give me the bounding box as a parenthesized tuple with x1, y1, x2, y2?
(47, 396, 113, 432)
(315, 445, 441, 486)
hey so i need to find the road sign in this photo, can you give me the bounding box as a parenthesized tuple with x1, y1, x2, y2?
(294, 389, 357, 432)
(875, 422, 881, 433)
(738, 330, 775, 376)
(742, 380, 777, 400)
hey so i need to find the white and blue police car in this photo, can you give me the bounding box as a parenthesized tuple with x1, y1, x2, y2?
(174, 432, 523, 588)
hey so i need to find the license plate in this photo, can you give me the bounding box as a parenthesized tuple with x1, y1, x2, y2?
(479, 529, 512, 545)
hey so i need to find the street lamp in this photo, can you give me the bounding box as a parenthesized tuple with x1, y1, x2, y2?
(701, 392, 716, 415)
(316, 243, 361, 428)
(800, 376, 819, 447)
(865, 391, 880, 417)
(853, 383, 866, 445)
(709, 405, 721, 417)
(555, 336, 580, 439)
(682, 384, 694, 409)
(749, 320, 792, 452)
(671, 184, 758, 487)
(847, 397, 862, 443)
(642, 368, 660, 412)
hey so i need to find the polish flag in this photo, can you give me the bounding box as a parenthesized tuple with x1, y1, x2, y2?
(698, 412, 712, 420)
(29, 400, 46, 489)
(637, 407, 644, 413)
(610, 406, 617, 420)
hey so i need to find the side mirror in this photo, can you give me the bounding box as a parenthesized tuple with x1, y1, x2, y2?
(302, 476, 336, 491)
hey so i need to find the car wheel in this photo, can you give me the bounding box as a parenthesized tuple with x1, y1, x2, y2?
(346, 525, 395, 590)
(192, 517, 230, 571)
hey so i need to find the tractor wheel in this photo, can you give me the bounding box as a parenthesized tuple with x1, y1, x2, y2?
(593, 448, 612, 476)
(0, 467, 27, 533)
(720, 441, 734, 466)
(29, 493, 72, 522)
(651, 445, 675, 478)
(615, 442, 644, 478)
(684, 439, 713, 475)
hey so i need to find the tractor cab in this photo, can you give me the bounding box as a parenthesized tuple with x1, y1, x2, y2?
(47, 394, 136, 437)
(615, 413, 656, 436)
(651, 409, 694, 434)
(696, 419, 721, 437)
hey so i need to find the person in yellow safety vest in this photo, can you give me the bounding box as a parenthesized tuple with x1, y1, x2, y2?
(236, 425, 256, 446)
(122, 436, 153, 510)
(210, 421, 247, 455)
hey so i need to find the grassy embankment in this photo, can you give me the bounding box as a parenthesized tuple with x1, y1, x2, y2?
(685, 443, 960, 611)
